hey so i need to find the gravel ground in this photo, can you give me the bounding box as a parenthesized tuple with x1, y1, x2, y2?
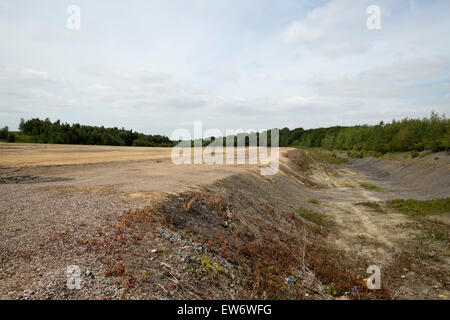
(0, 183, 146, 299)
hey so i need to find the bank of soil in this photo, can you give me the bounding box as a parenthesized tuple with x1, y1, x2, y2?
(0, 144, 448, 299)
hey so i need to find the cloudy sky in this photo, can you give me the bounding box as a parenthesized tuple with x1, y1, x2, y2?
(1, 0, 449, 136)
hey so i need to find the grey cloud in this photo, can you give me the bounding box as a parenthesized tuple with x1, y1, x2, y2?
(308, 57, 450, 102)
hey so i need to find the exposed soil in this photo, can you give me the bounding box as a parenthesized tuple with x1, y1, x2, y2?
(0, 176, 72, 184)
(0, 144, 448, 300)
(342, 151, 450, 200)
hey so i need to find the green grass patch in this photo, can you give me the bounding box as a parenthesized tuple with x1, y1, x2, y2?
(355, 201, 386, 213)
(6, 132, 35, 143)
(422, 229, 449, 242)
(343, 183, 356, 188)
(419, 151, 433, 158)
(359, 182, 383, 192)
(389, 198, 450, 217)
(198, 256, 223, 274)
(308, 149, 348, 164)
(298, 208, 327, 226)
(318, 152, 348, 164)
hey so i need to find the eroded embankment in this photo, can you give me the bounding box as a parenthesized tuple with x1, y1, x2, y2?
(1, 149, 448, 300)
(64, 154, 383, 300)
(343, 151, 450, 200)
(125, 149, 449, 300)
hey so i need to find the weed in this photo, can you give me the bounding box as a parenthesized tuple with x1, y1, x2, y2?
(325, 283, 338, 296)
(122, 276, 136, 290)
(159, 247, 170, 254)
(205, 195, 228, 214)
(298, 208, 327, 226)
(355, 201, 386, 213)
(106, 261, 126, 277)
(359, 182, 383, 192)
(184, 197, 196, 212)
(198, 256, 223, 274)
(389, 198, 450, 216)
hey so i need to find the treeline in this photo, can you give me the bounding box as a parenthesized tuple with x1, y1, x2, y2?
(17, 118, 174, 147)
(279, 111, 449, 153)
(7, 112, 450, 153)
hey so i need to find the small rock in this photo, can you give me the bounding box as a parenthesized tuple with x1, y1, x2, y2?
(86, 270, 94, 278)
(160, 262, 172, 270)
(178, 249, 187, 262)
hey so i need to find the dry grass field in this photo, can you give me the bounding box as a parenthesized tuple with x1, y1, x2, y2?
(0, 143, 263, 193)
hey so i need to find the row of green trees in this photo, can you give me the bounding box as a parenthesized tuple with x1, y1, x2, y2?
(18, 118, 174, 147)
(279, 111, 449, 153)
(7, 112, 449, 153)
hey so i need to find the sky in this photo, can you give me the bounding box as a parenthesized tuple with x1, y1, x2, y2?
(0, 0, 449, 136)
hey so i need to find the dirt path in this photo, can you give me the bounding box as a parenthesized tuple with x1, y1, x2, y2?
(304, 160, 449, 299)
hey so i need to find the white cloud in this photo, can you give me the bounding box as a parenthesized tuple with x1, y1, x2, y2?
(79, 65, 170, 84)
(0, 0, 449, 133)
(282, 21, 322, 43)
(281, 0, 379, 55)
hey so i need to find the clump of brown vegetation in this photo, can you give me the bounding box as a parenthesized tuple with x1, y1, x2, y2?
(72, 186, 396, 299)
(285, 149, 311, 171)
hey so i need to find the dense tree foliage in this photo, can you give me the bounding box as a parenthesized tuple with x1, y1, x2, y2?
(0, 126, 15, 142)
(18, 118, 174, 147)
(0, 126, 9, 140)
(279, 111, 449, 153)
(12, 112, 450, 153)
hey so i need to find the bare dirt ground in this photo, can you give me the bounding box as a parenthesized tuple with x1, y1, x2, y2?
(343, 151, 450, 200)
(0, 143, 254, 193)
(0, 144, 448, 299)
